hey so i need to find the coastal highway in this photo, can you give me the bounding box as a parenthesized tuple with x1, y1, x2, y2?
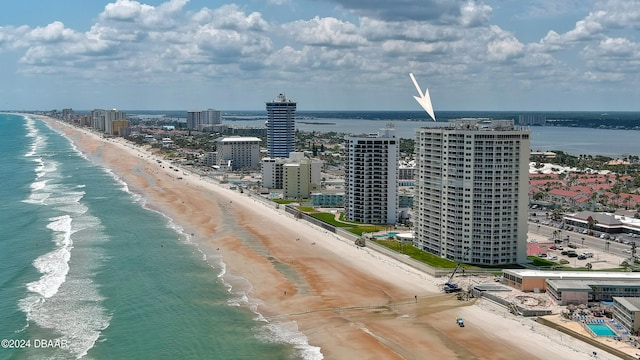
(528, 221, 636, 258)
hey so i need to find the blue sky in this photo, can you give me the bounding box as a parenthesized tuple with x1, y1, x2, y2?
(1, 0, 639, 111)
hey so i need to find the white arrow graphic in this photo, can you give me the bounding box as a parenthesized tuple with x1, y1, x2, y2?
(409, 73, 436, 121)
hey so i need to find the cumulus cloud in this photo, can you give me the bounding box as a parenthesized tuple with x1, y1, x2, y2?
(459, 1, 491, 27)
(101, 0, 150, 21)
(486, 26, 524, 62)
(1, 0, 639, 109)
(283, 17, 367, 47)
(26, 22, 80, 43)
(100, 0, 188, 28)
(205, 4, 269, 32)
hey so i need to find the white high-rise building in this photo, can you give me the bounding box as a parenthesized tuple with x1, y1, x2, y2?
(344, 126, 398, 225)
(187, 111, 202, 130)
(215, 136, 261, 170)
(413, 119, 530, 265)
(201, 109, 222, 128)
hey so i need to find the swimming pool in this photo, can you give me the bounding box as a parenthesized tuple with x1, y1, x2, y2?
(586, 323, 617, 337)
(374, 232, 399, 238)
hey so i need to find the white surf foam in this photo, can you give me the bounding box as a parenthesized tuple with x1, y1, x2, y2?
(26, 215, 73, 298)
(19, 117, 112, 358)
(258, 321, 324, 360)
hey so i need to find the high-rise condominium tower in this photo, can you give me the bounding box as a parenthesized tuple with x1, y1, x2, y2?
(413, 119, 530, 265)
(266, 94, 296, 158)
(344, 125, 398, 225)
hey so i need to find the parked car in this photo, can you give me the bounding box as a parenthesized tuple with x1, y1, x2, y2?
(568, 253, 579, 258)
(581, 252, 593, 258)
(577, 255, 587, 260)
(548, 255, 558, 261)
(568, 244, 577, 249)
(538, 253, 547, 258)
(561, 250, 569, 255)
(556, 245, 564, 250)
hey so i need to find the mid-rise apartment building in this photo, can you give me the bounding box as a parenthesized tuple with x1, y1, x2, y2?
(262, 153, 322, 198)
(215, 136, 261, 170)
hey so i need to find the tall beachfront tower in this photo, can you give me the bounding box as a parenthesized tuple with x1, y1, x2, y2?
(266, 93, 296, 158)
(413, 119, 530, 265)
(344, 125, 398, 225)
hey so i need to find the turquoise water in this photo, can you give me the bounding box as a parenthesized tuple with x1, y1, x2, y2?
(374, 232, 399, 238)
(0, 114, 319, 359)
(586, 324, 617, 337)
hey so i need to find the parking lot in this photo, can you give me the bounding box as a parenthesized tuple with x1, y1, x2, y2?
(527, 232, 631, 270)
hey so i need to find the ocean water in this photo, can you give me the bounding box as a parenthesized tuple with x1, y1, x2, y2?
(0, 113, 320, 360)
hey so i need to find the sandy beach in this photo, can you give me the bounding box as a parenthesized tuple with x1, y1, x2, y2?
(41, 117, 623, 360)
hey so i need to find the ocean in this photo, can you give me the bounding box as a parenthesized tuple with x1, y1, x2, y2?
(0, 113, 319, 360)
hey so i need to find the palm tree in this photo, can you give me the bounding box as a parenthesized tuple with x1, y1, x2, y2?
(587, 216, 598, 235)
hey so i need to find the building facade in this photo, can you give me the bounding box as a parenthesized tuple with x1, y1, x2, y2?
(201, 109, 222, 127)
(187, 110, 201, 130)
(262, 153, 322, 198)
(266, 94, 296, 158)
(283, 158, 322, 199)
(187, 109, 222, 131)
(613, 297, 640, 335)
(517, 113, 546, 126)
(413, 119, 530, 265)
(344, 126, 398, 225)
(215, 137, 261, 170)
(91, 109, 126, 135)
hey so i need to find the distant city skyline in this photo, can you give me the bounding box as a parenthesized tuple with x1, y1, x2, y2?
(1, 0, 639, 111)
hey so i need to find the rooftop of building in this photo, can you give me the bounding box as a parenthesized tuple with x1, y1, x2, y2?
(503, 269, 640, 280)
(219, 136, 261, 142)
(613, 297, 640, 311)
(565, 210, 640, 228)
(415, 118, 527, 131)
(547, 279, 640, 291)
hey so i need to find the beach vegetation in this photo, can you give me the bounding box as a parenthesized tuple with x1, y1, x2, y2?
(309, 212, 356, 228)
(273, 199, 297, 204)
(528, 257, 558, 267)
(296, 206, 316, 212)
(374, 240, 460, 268)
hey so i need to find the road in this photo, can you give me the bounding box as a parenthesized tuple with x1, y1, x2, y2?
(528, 220, 636, 259)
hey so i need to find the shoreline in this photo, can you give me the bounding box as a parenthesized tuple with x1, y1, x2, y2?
(36, 115, 625, 359)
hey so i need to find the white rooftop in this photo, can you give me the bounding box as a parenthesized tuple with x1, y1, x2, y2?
(503, 269, 640, 280)
(220, 137, 261, 142)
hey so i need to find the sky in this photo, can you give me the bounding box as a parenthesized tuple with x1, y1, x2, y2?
(0, 0, 639, 111)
